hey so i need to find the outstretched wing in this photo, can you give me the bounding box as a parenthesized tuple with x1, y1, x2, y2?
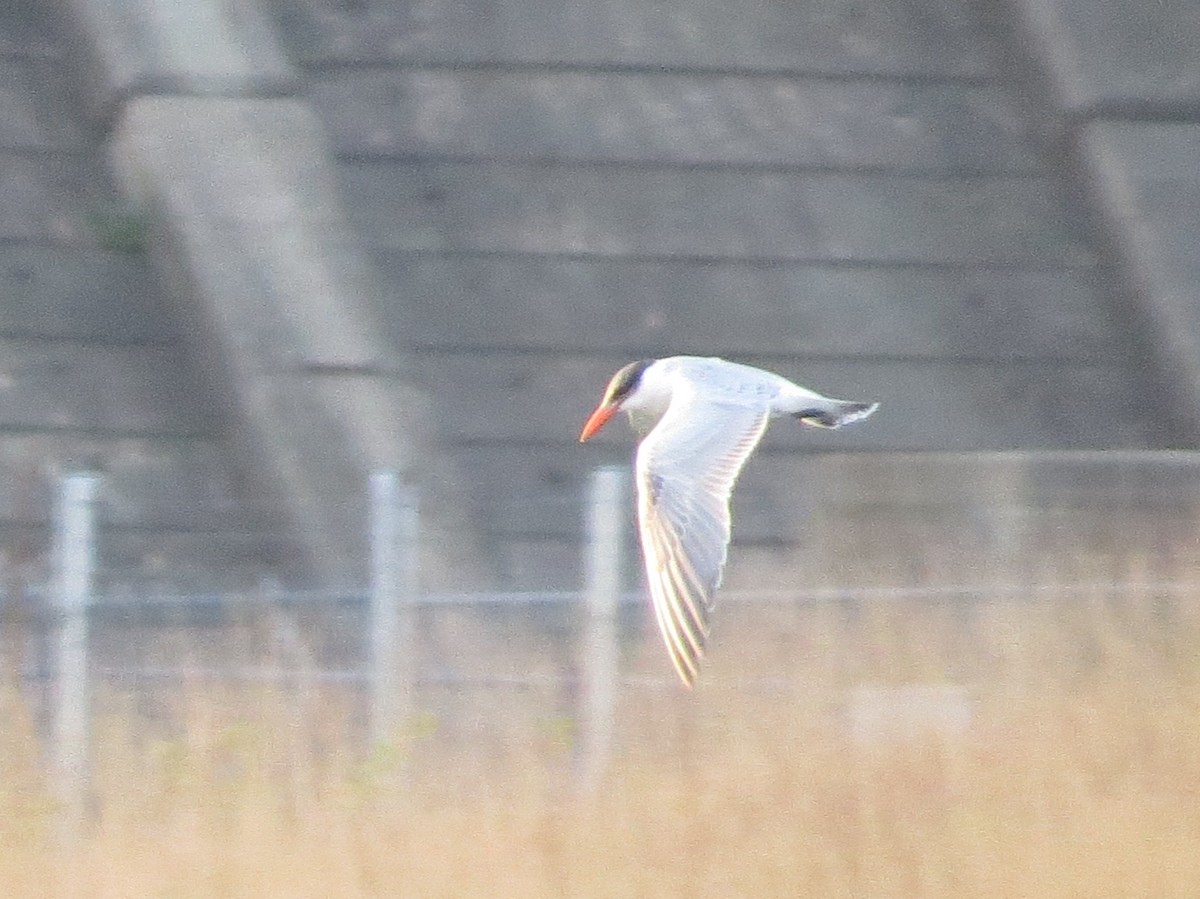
(635, 392, 770, 687)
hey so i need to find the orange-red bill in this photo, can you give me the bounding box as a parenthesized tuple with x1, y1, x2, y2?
(579, 403, 618, 442)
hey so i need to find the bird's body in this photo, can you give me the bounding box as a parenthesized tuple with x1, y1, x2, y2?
(579, 356, 878, 687)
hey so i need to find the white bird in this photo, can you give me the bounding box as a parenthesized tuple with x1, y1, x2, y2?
(579, 356, 878, 687)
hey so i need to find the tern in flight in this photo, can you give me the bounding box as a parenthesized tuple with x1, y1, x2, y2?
(579, 356, 878, 687)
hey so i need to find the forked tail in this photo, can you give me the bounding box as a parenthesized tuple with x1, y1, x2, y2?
(795, 400, 879, 429)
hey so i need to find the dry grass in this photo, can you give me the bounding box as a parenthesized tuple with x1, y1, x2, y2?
(4, 577, 1200, 898)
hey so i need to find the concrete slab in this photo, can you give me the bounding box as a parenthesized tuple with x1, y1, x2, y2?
(0, 4, 61, 57)
(445, 449, 1200, 590)
(0, 338, 213, 436)
(0, 245, 172, 343)
(109, 96, 481, 585)
(372, 252, 1120, 362)
(0, 433, 241, 529)
(0, 4, 296, 588)
(1011, 0, 1200, 115)
(55, 0, 298, 122)
(814, 449, 1200, 510)
(0, 151, 114, 243)
(340, 162, 1097, 266)
(1078, 121, 1200, 436)
(92, 527, 293, 589)
(111, 98, 396, 372)
(25, 0, 1187, 593)
(805, 450, 1200, 583)
(488, 537, 585, 591)
(269, 0, 994, 77)
(0, 520, 290, 590)
(230, 370, 480, 588)
(314, 72, 1036, 173)
(0, 56, 87, 148)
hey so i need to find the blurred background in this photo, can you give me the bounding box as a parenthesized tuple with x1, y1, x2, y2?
(5, 0, 1200, 595)
(3, 0, 1200, 893)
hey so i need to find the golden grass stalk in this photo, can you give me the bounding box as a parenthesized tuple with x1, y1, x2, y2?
(3, 578, 1200, 897)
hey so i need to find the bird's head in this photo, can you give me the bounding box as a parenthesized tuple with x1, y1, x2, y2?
(579, 359, 655, 442)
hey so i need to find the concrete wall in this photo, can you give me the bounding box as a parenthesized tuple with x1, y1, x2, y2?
(0, 3, 285, 589)
(11, 0, 1197, 591)
(52, 0, 483, 587)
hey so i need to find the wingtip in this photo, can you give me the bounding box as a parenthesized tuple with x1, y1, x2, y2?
(672, 658, 698, 689)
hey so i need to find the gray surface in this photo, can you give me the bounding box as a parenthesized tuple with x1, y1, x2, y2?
(108, 96, 482, 587)
(269, 0, 995, 75)
(0, 4, 282, 587)
(372, 253, 1119, 360)
(266, 0, 1183, 585)
(0, 339, 212, 435)
(797, 450, 1200, 589)
(6, 0, 1193, 591)
(0, 245, 174, 343)
(55, 0, 298, 121)
(313, 72, 1037, 172)
(339, 163, 1096, 265)
(0, 433, 238, 529)
(0, 520, 291, 590)
(0, 152, 115, 242)
(1012, 0, 1200, 115)
(466, 449, 1200, 589)
(1079, 121, 1200, 436)
(110, 98, 396, 371)
(0, 54, 87, 147)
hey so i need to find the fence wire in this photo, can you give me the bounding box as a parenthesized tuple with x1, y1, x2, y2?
(9, 463, 1200, 807)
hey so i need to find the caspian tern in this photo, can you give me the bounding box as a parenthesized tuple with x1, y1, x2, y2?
(579, 356, 878, 687)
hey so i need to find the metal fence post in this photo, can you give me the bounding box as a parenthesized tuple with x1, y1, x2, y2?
(576, 465, 626, 791)
(369, 470, 418, 746)
(53, 472, 99, 829)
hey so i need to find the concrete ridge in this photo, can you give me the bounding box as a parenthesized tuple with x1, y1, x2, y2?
(54, 0, 298, 124)
(54, 0, 484, 587)
(1005, 0, 1200, 443)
